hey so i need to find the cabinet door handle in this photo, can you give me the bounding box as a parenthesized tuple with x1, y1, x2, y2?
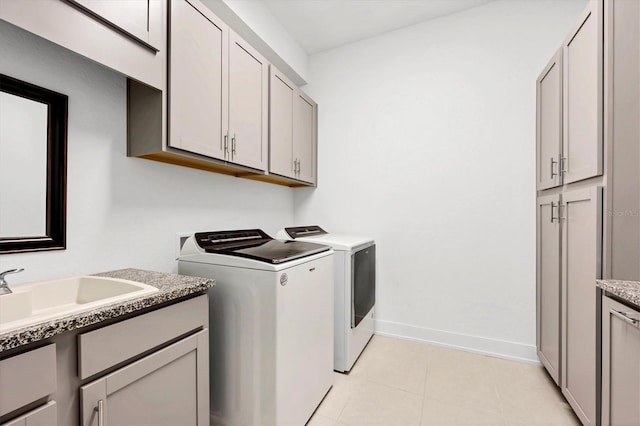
(611, 309, 640, 328)
(231, 133, 236, 158)
(95, 399, 104, 426)
(560, 156, 567, 175)
(293, 159, 298, 174)
(224, 132, 229, 159)
(550, 157, 558, 179)
(550, 201, 558, 223)
(559, 203, 566, 221)
(298, 160, 301, 175)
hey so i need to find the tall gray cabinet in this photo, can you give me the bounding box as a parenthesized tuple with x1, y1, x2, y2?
(603, 0, 640, 281)
(535, 0, 603, 424)
(600, 0, 640, 424)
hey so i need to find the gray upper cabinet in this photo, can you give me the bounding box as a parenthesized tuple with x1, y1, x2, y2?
(122, 0, 317, 185)
(167, 1, 267, 171)
(604, 0, 640, 281)
(536, 50, 563, 191)
(561, 185, 602, 426)
(227, 30, 268, 170)
(293, 92, 317, 184)
(270, 69, 296, 179)
(168, 0, 228, 161)
(269, 66, 318, 185)
(0, 0, 165, 89)
(601, 295, 640, 426)
(562, 0, 603, 185)
(536, 194, 562, 385)
(66, 0, 162, 51)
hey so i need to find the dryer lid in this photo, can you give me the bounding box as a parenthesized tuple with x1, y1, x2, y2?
(284, 225, 327, 239)
(194, 229, 330, 264)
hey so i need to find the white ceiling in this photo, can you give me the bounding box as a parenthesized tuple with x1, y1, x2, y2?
(262, 0, 494, 54)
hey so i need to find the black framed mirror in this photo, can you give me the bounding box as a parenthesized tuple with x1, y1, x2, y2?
(0, 74, 68, 254)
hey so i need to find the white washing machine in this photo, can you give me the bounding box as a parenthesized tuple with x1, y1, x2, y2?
(178, 229, 334, 426)
(277, 226, 375, 373)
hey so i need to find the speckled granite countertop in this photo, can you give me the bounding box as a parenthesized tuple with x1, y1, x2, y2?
(597, 279, 640, 309)
(0, 268, 214, 352)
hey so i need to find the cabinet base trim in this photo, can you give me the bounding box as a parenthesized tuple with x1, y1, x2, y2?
(375, 318, 539, 363)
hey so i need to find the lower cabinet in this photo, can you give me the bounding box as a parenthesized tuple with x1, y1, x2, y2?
(601, 295, 640, 426)
(536, 186, 601, 425)
(0, 295, 209, 426)
(0, 344, 57, 425)
(1, 402, 57, 426)
(80, 330, 209, 426)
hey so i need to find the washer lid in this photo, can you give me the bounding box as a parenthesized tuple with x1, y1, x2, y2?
(194, 229, 330, 264)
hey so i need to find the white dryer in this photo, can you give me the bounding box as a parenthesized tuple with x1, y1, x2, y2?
(277, 226, 375, 373)
(178, 229, 334, 426)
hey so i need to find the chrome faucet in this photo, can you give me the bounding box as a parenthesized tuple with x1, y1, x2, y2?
(0, 268, 24, 295)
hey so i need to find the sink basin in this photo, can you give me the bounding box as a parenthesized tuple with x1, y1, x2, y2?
(0, 276, 159, 333)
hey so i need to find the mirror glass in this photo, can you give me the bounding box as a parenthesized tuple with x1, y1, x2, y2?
(0, 74, 68, 254)
(0, 92, 48, 237)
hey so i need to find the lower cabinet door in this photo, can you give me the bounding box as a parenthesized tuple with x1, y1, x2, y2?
(561, 185, 602, 425)
(536, 194, 561, 385)
(80, 329, 209, 426)
(601, 296, 640, 426)
(0, 401, 57, 426)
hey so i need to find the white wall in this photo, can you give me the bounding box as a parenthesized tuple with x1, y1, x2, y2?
(202, 0, 309, 84)
(0, 21, 294, 285)
(222, 0, 308, 80)
(295, 0, 587, 361)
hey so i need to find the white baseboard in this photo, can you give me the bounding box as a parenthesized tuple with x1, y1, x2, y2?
(374, 318, 540, 364)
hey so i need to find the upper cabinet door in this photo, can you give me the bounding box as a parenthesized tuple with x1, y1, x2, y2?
(562, 0, 603, 184)
(67, 0, 162, 50)
(269, 68, 295, 179)
(228, 31, 268, 171)
(537, 50, 563, 190)
(293, 92, 317, 184)
(169, 0, 228, 160)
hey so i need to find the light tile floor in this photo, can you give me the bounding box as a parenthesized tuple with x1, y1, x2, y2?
(308, 335, 579, 426)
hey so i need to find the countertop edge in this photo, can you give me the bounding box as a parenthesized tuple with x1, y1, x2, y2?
(597, 279, 640, 309)
(0, 268, 214, 353)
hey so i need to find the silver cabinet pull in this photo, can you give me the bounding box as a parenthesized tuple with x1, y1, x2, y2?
(298, 160, 301, 175)
(560, 156, 567, 175)
(293, 158, 298, 174)
(611, 309, 640, 328)
(550, 202, 558, 223)
(559, 203, 567, 221)
(95, 399, 104, 426)
(231, 133, 236, 158)
(223, 132, 229, 158)
(550, 157, 558, 178)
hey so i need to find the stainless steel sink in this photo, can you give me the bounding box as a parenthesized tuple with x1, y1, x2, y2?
(0, 276, 158, 333)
